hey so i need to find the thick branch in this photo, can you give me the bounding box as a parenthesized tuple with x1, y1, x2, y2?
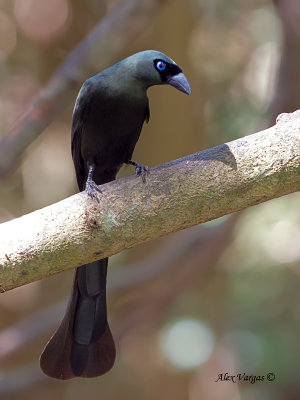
(0, 110, 299, 291)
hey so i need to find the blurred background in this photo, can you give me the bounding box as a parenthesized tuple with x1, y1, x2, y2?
(0, 0, 300, 399)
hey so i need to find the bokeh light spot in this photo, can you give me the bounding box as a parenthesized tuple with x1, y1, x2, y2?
(160, 319, 214, 369)
(14, 0, 70, 43)
(262, 220, 300, 264)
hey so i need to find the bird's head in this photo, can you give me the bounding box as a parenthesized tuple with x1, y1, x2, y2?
(123, 50, 191, 95)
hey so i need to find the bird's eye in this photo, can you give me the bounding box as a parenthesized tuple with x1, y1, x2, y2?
(156, 60, 166, 71)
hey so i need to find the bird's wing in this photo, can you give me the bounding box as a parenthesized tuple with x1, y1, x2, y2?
(71, 82, 92, 191)
(133, 100, 150, 148)
(144, 102, 150, 123)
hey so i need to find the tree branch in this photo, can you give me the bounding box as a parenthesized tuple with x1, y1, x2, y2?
(1, 110, 299, 291)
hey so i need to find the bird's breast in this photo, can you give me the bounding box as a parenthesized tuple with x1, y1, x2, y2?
(80, 92, 148, 183)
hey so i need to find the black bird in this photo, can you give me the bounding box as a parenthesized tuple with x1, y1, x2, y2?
(40, 50, 191, 379)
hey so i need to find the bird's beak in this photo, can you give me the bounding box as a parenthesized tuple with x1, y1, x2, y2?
(167, 73, 191, 95)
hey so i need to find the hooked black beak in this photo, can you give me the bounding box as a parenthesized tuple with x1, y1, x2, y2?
(167, 72, 191, 95)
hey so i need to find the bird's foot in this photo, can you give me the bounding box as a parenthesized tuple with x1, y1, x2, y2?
(127, 160, 149, 183)
(85, 178, 102, 202)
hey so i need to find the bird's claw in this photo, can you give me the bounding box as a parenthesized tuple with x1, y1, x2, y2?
(85, 179, 102, 202)
(135, 163, 149, 183)
(127, 161, 149, 183)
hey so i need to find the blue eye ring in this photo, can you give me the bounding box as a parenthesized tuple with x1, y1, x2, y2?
(156, 60, 166, 71)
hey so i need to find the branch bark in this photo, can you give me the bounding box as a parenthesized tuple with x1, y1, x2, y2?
(0, 110, 299, 292)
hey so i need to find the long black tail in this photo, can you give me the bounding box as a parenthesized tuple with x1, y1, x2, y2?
(40, 258, 116, 379)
